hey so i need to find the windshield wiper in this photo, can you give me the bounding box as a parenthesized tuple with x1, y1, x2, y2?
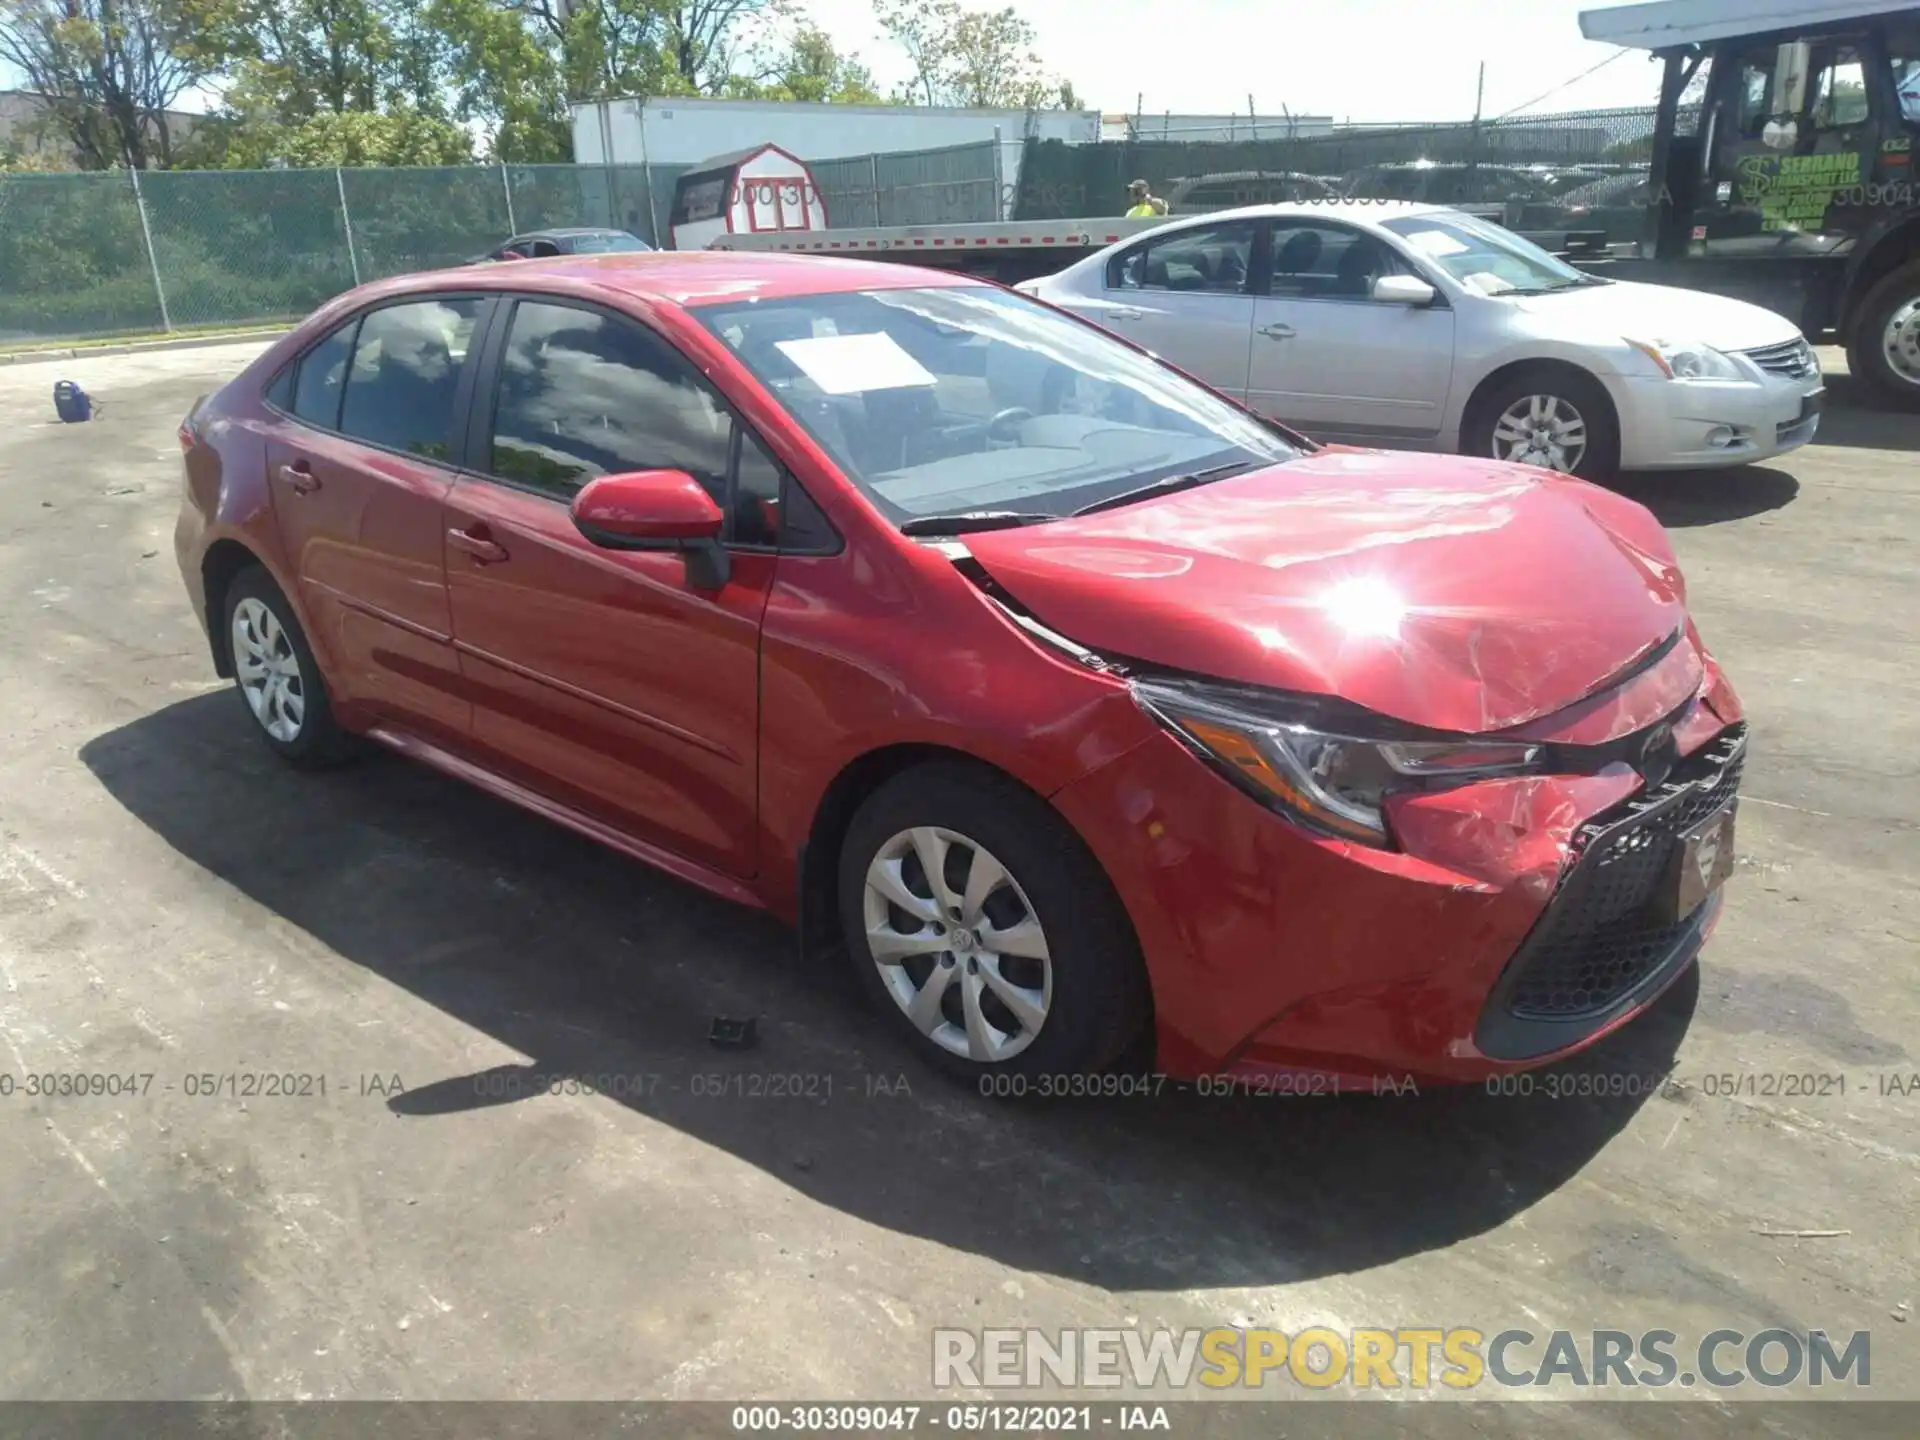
(898, 510, 1056, 537)
(1506, 276, 1602, 296)
(1072, 462, 1255, 518)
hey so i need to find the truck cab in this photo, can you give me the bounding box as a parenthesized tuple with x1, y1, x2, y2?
(1579, 0, 1920, 402)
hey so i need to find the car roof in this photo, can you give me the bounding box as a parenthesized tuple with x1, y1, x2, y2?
(1159, 199, 1449, 227)
(520, 227, 629, 239)
(379, 250, 983, 309)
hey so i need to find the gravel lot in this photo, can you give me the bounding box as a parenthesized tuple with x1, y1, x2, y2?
(0, 342, 1913, 1433)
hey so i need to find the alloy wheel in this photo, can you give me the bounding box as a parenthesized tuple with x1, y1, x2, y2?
(862, 826, 1053, 1063)
(1491, 393, 1588, 473)
(231, 596, 306, 743)
(1883, 297, 1920, 389)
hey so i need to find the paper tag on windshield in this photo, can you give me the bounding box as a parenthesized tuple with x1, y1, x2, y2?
(1402, 229, 1468, 257)
(775, 332, 936, 394)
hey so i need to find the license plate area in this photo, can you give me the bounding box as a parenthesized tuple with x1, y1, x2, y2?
(1659, 799, 1737, 925)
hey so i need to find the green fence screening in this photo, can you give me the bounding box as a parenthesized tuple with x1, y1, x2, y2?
(0, 145, 995, 345)
(0, 161, 695, 344)
(810, 141, 999, 229)
(0, 171, 160, 341)
(0, 110, 1671, 345)
(1013, 106, 1672, 220)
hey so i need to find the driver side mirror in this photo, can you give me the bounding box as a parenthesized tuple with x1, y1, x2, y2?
(1372, 274, 1437, 307)
(571, 469, 731, 588)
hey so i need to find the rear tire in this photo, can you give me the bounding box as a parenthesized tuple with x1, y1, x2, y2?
(837, 762, 1148, 1083)
(1465, 365, 1621, 480)
(223, 566, 354, 768)
(1846, 260, 1920, 407)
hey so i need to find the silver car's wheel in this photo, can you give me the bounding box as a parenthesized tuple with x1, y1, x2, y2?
(231, 595, 306, 743)
(1491, 393, 1588, 473)
(862, 825, 1052, 1063)
(1883, 296, 1920, 388)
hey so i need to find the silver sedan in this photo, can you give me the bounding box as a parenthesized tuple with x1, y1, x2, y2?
(1020, 202, 1825, 478)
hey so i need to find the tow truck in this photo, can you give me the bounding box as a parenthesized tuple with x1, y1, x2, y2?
(1576, 0, 1920, 403)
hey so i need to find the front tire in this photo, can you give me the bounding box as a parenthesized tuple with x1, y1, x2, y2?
(1466, 365, 1621, 479)
(837, 763, 1147, 1082)
(1846, 260, 1920, 406)
(223, 566, 354, 768)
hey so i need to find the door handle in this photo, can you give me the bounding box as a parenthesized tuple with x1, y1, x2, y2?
(1257, 323, 1296, 341)
(1106, 307, 1144, 321)
(447, 526, 508, 564)
(278, 461, 320, 494)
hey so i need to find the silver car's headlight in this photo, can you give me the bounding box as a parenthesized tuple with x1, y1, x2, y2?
(1625, 337, 1748, 382)
(1132, 678, 1544, 847)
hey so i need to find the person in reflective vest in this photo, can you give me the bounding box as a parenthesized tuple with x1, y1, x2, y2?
(1125, 179, 1169, 217)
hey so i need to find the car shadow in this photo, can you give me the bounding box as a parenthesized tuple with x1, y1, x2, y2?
(1609, 465, 1799, 528)
(1808, 373, 1920, 451)
(81, 694, 1699, 1290)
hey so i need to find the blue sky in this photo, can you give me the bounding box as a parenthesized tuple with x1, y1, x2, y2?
(3, 0, 1654, 125)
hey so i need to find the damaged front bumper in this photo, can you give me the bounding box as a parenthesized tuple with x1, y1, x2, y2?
(1049, 649, 1747, 1085)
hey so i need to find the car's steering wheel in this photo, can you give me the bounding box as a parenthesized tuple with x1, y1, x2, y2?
(986, 407, 1033, 444)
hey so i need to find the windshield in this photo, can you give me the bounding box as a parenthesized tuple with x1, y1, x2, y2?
(1383, 212, 1599, 296)
(694, 285, 1300, 525)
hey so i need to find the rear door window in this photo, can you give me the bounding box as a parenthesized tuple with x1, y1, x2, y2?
(1108, 221, 1258, 294)
(337, 299, 482, 461)
(290, 321, 357, 430)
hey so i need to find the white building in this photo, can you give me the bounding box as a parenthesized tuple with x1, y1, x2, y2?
(572, 97, 1102, 217)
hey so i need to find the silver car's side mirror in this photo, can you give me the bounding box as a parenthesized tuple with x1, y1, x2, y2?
(1373, 275, 1437, 306)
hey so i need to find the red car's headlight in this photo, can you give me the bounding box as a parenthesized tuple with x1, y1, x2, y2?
(1132, 678, 1542, 847)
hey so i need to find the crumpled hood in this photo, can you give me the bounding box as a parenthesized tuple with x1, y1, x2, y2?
(964, 448, 1694, 734)
(1513, 278, 1802, 353)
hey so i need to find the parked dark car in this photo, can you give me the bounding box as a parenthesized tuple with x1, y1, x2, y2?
(471, 228, 653, 263)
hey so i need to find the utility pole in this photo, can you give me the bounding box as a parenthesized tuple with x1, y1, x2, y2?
(1471, 61, 1486, 169)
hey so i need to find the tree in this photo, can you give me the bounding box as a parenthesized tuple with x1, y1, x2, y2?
(187, 106, 475, 167)
(877, 0, 1072, 110)
(0, 0, 207, 168)
(276, 108, 475, 165)
(661, 0, 786, 95)
(429, 0, 575, 161)
(723, 22, 881, 104)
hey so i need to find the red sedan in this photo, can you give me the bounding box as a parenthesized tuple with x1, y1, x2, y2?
(174, 252, 1745, 1087)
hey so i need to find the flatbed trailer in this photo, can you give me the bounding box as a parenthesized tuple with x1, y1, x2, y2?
(707, 216, 1174, 284)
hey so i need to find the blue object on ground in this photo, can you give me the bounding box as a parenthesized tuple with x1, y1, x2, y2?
(53, 380, 93, 423)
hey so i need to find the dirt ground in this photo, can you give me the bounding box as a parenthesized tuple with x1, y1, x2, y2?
(0, 342, 1913, 1435)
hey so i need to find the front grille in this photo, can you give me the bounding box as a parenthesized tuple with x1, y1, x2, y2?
(1741, 338, 1817, 380)
(1502, 727, 1745, 1022)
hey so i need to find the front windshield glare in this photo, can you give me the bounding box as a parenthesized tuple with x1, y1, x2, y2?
(1383, 212, 1590, 296)
(694, 285, 1299, 523)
